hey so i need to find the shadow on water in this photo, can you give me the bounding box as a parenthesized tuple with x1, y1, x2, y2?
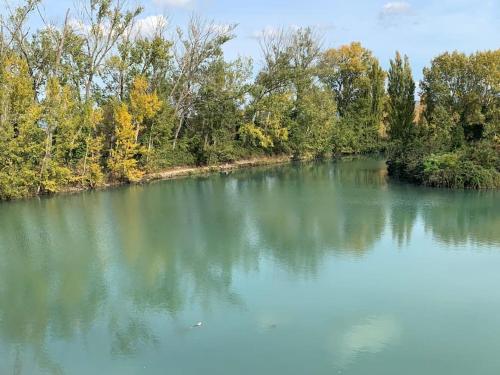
(0, 156, 498, 372)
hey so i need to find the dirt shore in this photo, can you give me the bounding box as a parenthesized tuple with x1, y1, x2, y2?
(48, 155, 294, 200)
(142, 155, 293, 183)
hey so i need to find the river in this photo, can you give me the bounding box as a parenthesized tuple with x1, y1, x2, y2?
(0, 157, 499, 374)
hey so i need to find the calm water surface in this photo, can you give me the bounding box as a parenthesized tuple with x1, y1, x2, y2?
(1, 158, 499, 375)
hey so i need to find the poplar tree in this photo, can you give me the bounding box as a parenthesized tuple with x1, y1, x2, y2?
(386, 52, 415, 143)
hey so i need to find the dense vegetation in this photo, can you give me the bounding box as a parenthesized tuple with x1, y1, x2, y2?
(0, 0, 498, 200)
(386, 51, 500, 189)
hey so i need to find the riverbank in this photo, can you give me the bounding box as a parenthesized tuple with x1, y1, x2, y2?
(4, 154, 380, 202)
(143, 155, 293, 183)
(24, 154, 295, 201)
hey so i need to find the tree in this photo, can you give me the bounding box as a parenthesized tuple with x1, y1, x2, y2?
(291, 85, 336, 157)
(386, 52, 415, 142)
(243, 28, 297, 154)
(0, 54, 44, 199)
(320, 42, 385, 153)
(249, 27, 334, 157)
(170, 16, 237, 149)
(38, 77, 79, 194)
(420, 50, 500, 149)
(73, 0, 142, 100)
(386, 50, 499, 188)
(189, 57, 251, 163)
(107, 102, 143, 182)
(103, 26, 173, 100)
(241, 92, 292, 152)
(77, 103, 105, 188)
(129, 75, 162, 146)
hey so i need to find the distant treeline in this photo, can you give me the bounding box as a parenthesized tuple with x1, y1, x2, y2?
(0, 0, 498, 200)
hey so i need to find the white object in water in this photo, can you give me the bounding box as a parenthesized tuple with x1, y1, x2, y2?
(193, 322, 203, 328)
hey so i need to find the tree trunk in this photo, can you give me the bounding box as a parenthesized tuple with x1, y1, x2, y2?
(85, 72, 94, 101)
(172, 116, 184, 150)
(135, 123, 140, 144)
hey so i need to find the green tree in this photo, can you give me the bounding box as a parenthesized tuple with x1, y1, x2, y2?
(38, 78, 78, 194)
(387, 50, 500, 188)
(188, 57, 251, 164)
(320, 42, 385, 153)
(386, 52, 415, 142)
(0, 54, 44, 199)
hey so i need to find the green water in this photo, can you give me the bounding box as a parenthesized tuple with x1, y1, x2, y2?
(1, 158, 499, 375)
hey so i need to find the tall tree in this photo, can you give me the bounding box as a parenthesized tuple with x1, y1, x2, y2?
(386, 52, 415, 142)
(189, 57, 251, 163)
(170, 16, 236, 149)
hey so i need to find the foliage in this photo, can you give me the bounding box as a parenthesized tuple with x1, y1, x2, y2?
(386, 52, 416, 142)
(107, 103, 144, 182)
(423, 153, 500, 189)
(0, 54, 44, 199)
(320, 42, 386, 153)
(387, 50, 500, 189)
(241, 92, 292, 151)
(0, 1, 497, 199)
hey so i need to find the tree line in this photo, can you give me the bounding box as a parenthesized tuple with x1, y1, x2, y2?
(0, 0, 498, 200)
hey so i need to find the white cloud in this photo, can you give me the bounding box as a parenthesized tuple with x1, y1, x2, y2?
(327, 315, 402, 368)
(379, 2, 416, 27)
(133, 15, 168, 38)
(381, 1, 412, 15)
(153, 0, 193, 8)
(69, 15, 168, 40)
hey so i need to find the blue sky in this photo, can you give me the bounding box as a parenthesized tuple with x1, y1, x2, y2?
(25, 0, 500, 82)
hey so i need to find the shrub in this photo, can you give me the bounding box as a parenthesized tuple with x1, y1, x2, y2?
(422, 152, 500, 189)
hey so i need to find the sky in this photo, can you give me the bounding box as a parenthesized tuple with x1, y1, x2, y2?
(15, 0, 500, 82)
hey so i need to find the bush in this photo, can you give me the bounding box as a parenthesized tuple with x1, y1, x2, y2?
(386, 138, 426, 183)
(422, 152, 500, 189)
(145, 141, 197, 171)
(204, 143, 259, 165)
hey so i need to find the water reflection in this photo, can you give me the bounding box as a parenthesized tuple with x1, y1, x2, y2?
(0, 157, 498, 373)
(420, 190, 500, 246)
(330, 315, 402, 368)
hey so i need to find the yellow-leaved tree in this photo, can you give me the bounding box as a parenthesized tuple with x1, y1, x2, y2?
(241, 92, 292, 151)
(108, 103, 144, 182)
(78, 103, 105, 188)
(129, 76, 162, 145)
